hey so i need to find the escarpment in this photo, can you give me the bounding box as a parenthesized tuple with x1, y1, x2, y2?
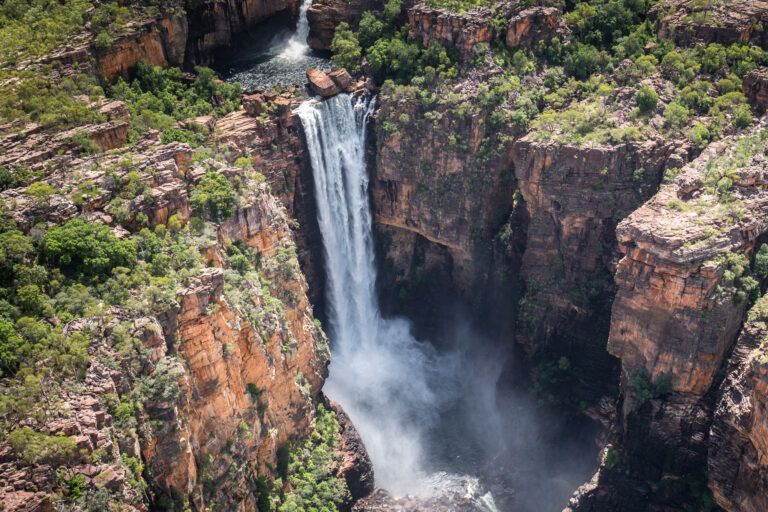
(512, 134, 695, 401)
(371, 76, 518, 309)
(709, 294, 768, 512)
(0, 70, 371, 508)
(656, 0, 768, 50)
(567, 125, 768, 511)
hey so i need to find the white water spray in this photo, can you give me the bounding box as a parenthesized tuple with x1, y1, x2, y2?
(279, 0, 312, 59)
(296, 94, 453, 496)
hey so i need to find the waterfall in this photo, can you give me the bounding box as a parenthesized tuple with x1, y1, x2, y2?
(296, 94, 450, 496)
(280, 0, 312, 59)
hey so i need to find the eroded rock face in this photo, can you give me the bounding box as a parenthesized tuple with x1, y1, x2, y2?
(0, 122, 345, 509)
(185, 0, 301, 65)
(709, 297, 768, 512)
(407, 3, 494, 60)
(95, 15, 189, 81)
(656, 0, 768, 49)
(371, 75, 518, 306)
(512, 136, 695, 400)
(307, 0, 386, 50)
(215, 91, 327, 305)
(407, 2, 566, 60)
(505, 6, 567, 48)
(568, 125, 768, 511)
(744, 67, 768, 112)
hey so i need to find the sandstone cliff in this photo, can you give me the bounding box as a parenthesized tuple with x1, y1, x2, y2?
(0, 106, 371, 509)
(709, 294, 768, 512)
(568, 124, 768, 511)
(656, 0, 768, 50)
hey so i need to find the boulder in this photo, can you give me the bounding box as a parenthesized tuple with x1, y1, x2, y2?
(328, 68, 354, 92)
(307, 69, 340, 97)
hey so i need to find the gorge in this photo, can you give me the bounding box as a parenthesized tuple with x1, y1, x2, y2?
(4, 0, 768, 512)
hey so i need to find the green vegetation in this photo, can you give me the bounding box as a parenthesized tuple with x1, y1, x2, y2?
(627, 368, 673, 401)
(109, 60, 242, 144)
(258, 404, 350, 512)
(190, 171, 237, 220)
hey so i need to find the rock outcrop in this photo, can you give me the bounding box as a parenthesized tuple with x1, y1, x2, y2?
(568, 124, 768, 511)
(709, 295, 768, 512)
(308, 68, 342, 96)
(744, 67, 768, 112)
(371, 74, 518, 316)
(407, 2, 566, 60)
(656, 0, 768, 50)
(95, 15, 189, 81)
(184, 0, 301, 65)
(307, 0, 386, 50)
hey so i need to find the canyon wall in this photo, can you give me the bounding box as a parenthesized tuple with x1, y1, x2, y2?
(0, 100, 370, 509)
(567, 125, 768, 511)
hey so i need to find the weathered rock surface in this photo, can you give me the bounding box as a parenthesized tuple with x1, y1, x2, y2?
(308, 68, 341, 96)
(95, 15, 189, 81)
(407, 2, 566, 60)
(184, 0, 301, 65)
(656, 0, 768, 49)
(512, 134, 696, 401)
(307, 0, 385, 50)
(407, 3, 494, 60)
(505, 6, 567, 48)
(371, 74, 518, 312)
(744, 67, 768, 112)
(569, 124, 768, 511)
(709, 295, 768, 512)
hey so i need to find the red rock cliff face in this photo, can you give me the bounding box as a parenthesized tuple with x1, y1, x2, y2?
(568, 126, 768, 511)
(371, 81, 518, 313)
(709, 297, 768, 512)
(512, 137, 694, 399)
(656, 0, 768, 50)
(95, 15, 189, 81)
(407, 2, 566, 60)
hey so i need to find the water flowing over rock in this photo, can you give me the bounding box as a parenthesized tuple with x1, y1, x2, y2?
(296, 93, 470, 499)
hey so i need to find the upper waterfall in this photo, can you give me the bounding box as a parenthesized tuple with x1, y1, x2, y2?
(280, 0, 312, 59)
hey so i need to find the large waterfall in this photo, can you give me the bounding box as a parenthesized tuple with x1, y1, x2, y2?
(296, 94, 453, 496)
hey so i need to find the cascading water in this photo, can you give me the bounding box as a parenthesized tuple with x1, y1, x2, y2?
(215, 0, 330, 90)
(295, 93, 498, 510)
(279, 0, 312, 59)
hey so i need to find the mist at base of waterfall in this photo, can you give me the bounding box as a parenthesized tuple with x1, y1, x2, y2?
(296, 94, 598, 512)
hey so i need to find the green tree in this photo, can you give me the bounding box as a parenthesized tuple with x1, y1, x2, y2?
(26, 181, 56, 207)
(330, 23, 362, 71)
(190, 171, 236, 220)
(42, 218, 137, 277)
(635, 85, 658, 113)
(663, 102, 690, 128)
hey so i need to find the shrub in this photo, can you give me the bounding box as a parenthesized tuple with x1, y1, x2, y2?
(688, 122, 710, 147)
(26, 181, 56, 207)
(190, 172, 236, 220)
(635, 85, 658, 113)
(733, 104, 753, 129)
(330, 23, 362, 72)
(68, 131, 100, 155)
(383, 0, 401, 23)
(42, 218, 137, 277)
(663, 102, 690, 128)
(94, 32, 114, 52)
